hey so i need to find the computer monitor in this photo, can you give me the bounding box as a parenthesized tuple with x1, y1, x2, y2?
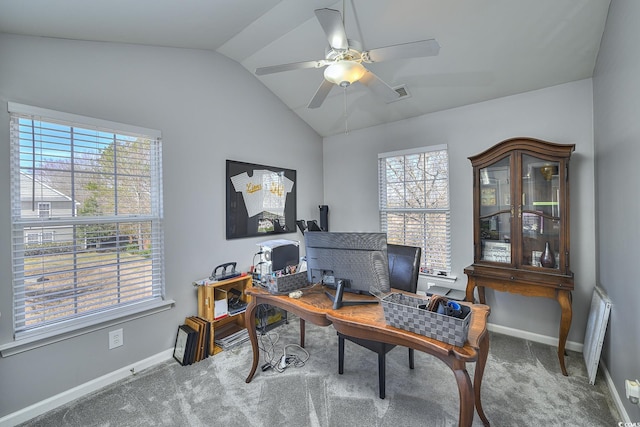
(304, 231, 391, 309)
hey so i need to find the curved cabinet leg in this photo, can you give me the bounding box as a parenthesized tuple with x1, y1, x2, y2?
(465, 280, 476, 302)
(556, 290, 572, 376)
(477, 286, 486, 305)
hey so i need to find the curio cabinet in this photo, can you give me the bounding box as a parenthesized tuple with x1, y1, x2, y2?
(464, 137, 575, 375)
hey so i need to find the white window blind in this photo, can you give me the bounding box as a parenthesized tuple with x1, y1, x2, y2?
(9, 103, 165, 340)
(378, 145, 451, 275)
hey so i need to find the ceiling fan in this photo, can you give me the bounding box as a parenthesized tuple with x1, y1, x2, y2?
(255, 7, 440, 109)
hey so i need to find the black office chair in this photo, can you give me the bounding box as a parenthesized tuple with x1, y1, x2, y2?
(337, 243, 422, 399)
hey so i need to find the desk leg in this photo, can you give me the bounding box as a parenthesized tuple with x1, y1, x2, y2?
(244, 299, 259, 383)
(556, 290, 572, 376)
(474, 330, 491, 426)
(453, 365, 475, 427)
(299, 318, 306, 348)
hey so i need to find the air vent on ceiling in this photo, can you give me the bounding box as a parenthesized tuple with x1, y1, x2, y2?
(386, 84, 412, 103)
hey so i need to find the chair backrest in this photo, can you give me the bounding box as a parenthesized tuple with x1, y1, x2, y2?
(387, 244, 422, 293)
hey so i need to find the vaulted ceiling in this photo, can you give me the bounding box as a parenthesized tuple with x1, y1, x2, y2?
(0, 0, 611, 137)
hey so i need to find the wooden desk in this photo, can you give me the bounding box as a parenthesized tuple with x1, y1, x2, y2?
(244, 286, 491, 427)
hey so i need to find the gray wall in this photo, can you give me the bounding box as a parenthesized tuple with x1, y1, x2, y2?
(0, 34, 323, 417)
(323, 79, 596, 345)
(593, 0, 640, 419)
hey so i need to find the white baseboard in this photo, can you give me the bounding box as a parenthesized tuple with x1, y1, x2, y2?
(487, 322, 584, 352)
(0, 348, 174, 427)
(600, 361, 631, 423)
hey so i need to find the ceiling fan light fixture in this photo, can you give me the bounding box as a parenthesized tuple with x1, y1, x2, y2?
(324, 60, 366, 87)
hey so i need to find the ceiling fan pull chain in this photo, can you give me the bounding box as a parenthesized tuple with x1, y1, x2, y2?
(342, 0, 346, 26)
(344, 87, 349, 134)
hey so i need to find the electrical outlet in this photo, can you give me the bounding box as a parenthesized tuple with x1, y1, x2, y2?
(108, 328, 123, 349)
(626, 379, 640, 405)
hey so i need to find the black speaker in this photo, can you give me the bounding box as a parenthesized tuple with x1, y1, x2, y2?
(319, 205, 329, 231)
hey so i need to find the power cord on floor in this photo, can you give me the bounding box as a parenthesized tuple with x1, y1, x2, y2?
(259, 331, 281, 370)
(274, 344, 310, 373)
(258, 332, 310, 374)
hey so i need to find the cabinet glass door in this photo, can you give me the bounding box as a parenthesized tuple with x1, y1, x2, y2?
(479, 157, 511, 264)
(520, 154, 561, 270)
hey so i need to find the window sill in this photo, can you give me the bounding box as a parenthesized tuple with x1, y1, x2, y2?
(0, 299, 175, 357)
(420, 273, 457, 284)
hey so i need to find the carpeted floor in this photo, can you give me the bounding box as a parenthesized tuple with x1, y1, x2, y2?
(20, 316, 620, 426)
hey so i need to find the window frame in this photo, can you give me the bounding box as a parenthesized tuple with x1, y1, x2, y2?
(40, 231, 54, 243)
(37, 202, 51, 218)
(3, 102, 172, 354)
(378, 144, 452, 277)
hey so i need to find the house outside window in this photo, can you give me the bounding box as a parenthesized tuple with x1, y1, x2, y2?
(8, 102, 167, 341)
(37, 202, 50, 218)
(378, 145, 451, 276)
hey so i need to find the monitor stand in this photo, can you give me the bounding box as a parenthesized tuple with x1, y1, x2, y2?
(325, 279, 379, 310)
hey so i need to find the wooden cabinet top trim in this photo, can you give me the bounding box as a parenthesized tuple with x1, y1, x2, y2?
(469, 137, 575, 166)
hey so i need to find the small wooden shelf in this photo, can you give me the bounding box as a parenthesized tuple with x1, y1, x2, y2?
(196, 274, 252, 355)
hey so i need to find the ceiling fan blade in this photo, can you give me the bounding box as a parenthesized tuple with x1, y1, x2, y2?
(359, 69, 400, 103)
(364, 39, 440, 63)
(308, 79, 334, 109)
(255, 59, 328, 76)
(314, 8, 348, 50)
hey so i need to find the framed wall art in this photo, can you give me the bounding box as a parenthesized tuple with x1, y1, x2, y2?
(226, 160, 297, 239)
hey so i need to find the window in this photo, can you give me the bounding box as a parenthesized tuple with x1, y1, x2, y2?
(41, 231, 54, 243)
(37, 202, 50, 218)
(378, 145, 451, 276)
(9, 102, 166, 340)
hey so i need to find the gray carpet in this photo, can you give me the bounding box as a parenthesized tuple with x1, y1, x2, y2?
(20, 316, 620, 426)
